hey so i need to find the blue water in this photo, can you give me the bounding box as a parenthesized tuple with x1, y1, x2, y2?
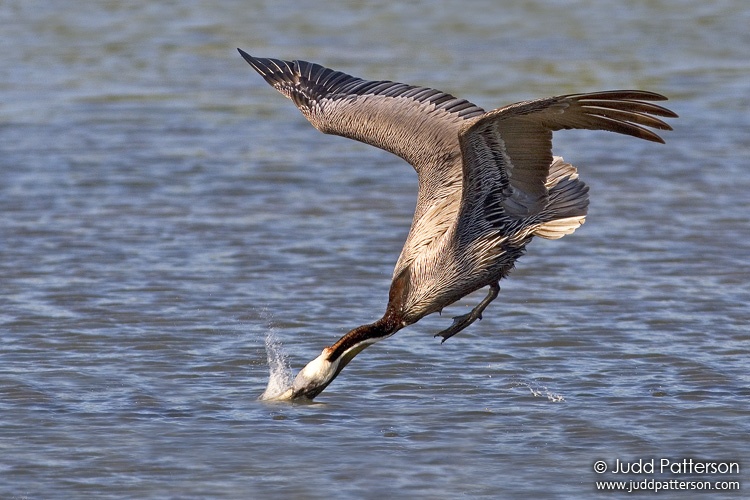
(2, 1, 748, 498)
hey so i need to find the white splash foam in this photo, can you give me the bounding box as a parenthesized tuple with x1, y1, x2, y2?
(512, 377, 565, 403)
(258, 326, 294, 401)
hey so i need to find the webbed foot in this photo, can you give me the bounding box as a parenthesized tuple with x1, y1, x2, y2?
(434, 282, 500, 343)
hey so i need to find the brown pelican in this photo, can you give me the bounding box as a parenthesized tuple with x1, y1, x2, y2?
(238, 49, 677, 401)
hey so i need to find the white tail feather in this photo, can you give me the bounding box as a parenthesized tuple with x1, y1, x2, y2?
(545, 156, 580, 188)
(533, 157, 589, 240)
(533, 216, 586, 239)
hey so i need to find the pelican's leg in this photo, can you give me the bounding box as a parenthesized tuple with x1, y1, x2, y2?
(435, 282, 500, 343)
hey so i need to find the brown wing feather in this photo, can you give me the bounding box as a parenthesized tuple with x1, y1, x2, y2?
(239, 49, 485, 172)
(458, 91, 678, 218)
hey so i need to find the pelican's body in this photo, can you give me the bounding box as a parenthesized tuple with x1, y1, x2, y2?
(239, 49, 677, 401)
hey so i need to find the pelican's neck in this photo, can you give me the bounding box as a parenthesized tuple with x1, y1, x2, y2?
(289, 269, 412, 401)
(288, 311, 406, 401)
(327, 316, 397, 363)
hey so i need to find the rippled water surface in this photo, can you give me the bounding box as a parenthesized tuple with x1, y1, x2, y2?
(2, 1, 749, 498)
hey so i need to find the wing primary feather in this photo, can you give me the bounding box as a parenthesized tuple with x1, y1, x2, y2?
(568, 90, 669, 101)
(578, 98, 678, 118)
(581, 106, 674, 130)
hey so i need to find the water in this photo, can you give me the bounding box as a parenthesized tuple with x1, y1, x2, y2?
(2, 0, 749, 498)
(259, 324, 293, 401)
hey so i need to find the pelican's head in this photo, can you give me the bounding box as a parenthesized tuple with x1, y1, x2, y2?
(265, 347, 343, 401)
(264, 317, 397, 401)
(285, 347, 340, 400)
(273, 340, 374, 401)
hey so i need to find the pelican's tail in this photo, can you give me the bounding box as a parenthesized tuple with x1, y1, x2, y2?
(532, 157, 589, 240)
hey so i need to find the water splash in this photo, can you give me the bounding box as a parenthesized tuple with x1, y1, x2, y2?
(512, 377, 565, 403)
(258, 324, 294, 401)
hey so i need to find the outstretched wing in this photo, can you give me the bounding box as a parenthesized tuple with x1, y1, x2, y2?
(458, 91, 678, 219)
(239, 49, 485, 173)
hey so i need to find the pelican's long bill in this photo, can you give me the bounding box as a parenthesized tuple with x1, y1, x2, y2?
(267, 344, 367, 402)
